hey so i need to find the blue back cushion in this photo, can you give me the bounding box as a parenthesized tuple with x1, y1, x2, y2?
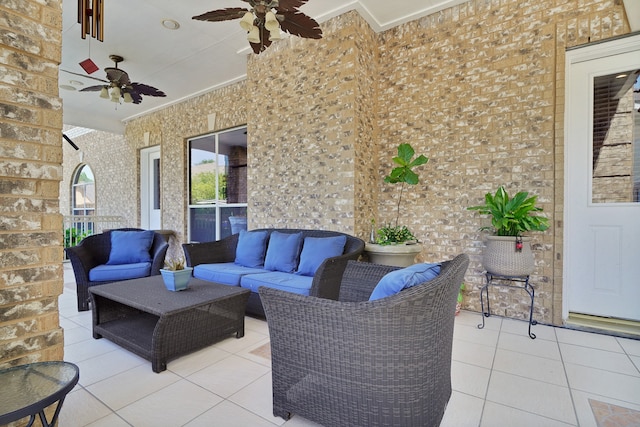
(235, 230, 269, 268)
(106, 230, 154, 265)
(369, 263, 442, 301)
(264, 231, 303, 273)
(296, 235, 347, 277)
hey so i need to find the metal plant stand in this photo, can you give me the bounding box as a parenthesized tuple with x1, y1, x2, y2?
(478, 272, 537, 339)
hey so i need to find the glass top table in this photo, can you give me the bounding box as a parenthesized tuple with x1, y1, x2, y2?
(0, 361, 79, 427)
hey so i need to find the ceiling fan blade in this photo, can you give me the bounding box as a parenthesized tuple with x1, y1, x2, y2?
(279, 11, 322, 39)
(126, 90, 143, 104)
(192, 8, 247, 22)
(131, 83, 166, 98)
(277, 0, 308, 12)
(61, 69, 109, 84)
(79, 85, 106, 92)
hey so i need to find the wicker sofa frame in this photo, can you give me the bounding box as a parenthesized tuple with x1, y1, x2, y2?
(65, 228, 169, 311)
(259, 254, 470, 427)
(182, 228, 365, 317)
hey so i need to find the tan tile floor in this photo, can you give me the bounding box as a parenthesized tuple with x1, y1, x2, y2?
(57, 264, 640, 426)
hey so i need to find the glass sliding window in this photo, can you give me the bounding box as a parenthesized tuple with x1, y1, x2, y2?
(188, 126, 247, 243)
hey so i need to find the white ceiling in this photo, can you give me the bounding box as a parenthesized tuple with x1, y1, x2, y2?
(60, 0, 639, 135)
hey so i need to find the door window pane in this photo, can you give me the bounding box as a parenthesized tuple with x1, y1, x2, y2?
(592, 71, 640, 203)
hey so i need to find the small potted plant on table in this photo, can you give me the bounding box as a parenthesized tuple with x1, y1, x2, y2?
(160, 257, 193, 291)
(467, 186, 549, 276)
(365, 143, 429, 267)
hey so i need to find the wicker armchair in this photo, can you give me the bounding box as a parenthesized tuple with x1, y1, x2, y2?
(259, 254, 470, 427)
(65, 228, 169, 311)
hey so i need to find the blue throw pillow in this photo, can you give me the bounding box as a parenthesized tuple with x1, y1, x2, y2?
(264, 232, 303, 273)
(235, 230, 269, 268)
(369, 263, 442, 301)
(296, 235, 347, 277)
(106, 230, 154, 265)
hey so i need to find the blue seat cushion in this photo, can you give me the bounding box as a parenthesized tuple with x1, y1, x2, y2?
(369, 263, 442, 301)
(106, 230, 154, 265)
(235, 230, 269, 268)
(89, 262, 151, 282)
(296, 235, 347, 277)
(241, 272, 314, 295)
(264, 231, 303, 273)
(193, 262, 267, 286)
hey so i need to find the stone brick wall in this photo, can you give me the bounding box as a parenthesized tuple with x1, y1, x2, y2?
(0, 0, 64, 367)
(376, 0, 628, 325)
(246, 12, 378, 233)
(60, 126, 136, 224)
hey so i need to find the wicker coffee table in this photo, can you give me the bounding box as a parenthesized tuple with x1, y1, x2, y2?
(89, 276, 250, 372)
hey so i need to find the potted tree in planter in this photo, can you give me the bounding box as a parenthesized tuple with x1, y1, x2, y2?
(365, 143, 429, 267)
(467, 186, 549, 276)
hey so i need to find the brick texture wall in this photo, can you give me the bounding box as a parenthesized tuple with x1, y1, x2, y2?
(62, 0, 631, 327)
(60, 126, 136, 224)
(0, 0, 64, 367)
(376, 0, 628, 324)
(246, 12, 378, 233)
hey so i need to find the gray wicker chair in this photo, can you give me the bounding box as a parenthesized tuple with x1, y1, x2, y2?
(65, 228, 169, 311)
(259, 253, 469, 427)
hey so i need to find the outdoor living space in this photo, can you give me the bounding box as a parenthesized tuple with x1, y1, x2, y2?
(56, 264, 640, 427)
(3, 0, 640, 425)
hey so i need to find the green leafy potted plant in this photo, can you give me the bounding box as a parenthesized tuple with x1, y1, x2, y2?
(160, 257, 193, 291)
(467, 186, 549, 276)
(366, 143, 429, 267)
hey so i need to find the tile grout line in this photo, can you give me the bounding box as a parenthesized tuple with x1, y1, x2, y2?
(556, 326, 581, 426)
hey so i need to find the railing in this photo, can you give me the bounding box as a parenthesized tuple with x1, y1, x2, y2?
(63, 215, 126, 251)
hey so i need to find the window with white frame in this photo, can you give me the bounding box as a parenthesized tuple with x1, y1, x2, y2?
(72, 164, 95, 216)
(188, 126, 247, 242)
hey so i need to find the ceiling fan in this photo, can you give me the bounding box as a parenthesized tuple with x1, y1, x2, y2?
(192, 0, 322, 54)
(63, 55, 166, 104)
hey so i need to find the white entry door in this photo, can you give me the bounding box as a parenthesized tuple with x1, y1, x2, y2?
(564, 34, 640, 322)
(140, 146, 161, 230)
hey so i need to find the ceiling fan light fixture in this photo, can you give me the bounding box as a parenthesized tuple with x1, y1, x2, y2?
(110, 86, 121, 102)
(239, 12, 255, 31)
(123, 91, 133, 103)
(264, 11, 279, 32)
(269, 28, 281, 41)
(100, 86, 109, 98)
(247, 25, 261, 44)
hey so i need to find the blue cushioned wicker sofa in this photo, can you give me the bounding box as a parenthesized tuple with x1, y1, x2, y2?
(182, 229, 365, 317)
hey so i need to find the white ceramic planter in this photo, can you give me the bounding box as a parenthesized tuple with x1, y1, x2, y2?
(364, 243, 423, 267)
